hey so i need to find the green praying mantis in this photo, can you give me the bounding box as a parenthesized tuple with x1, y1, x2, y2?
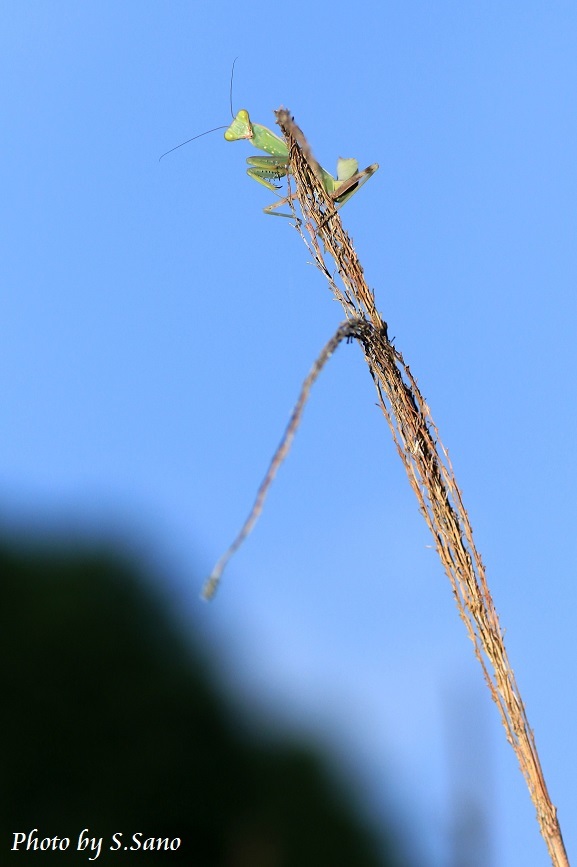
(160, 65, 378, 217)
(223, 108, 379, 217)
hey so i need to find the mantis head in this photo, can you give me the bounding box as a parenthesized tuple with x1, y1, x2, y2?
(224, 109, 254, 142)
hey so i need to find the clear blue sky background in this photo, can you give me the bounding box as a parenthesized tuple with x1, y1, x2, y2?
(2, 3, 576, 865)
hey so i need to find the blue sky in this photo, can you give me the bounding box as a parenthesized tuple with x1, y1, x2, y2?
(2, 3, 576, 865)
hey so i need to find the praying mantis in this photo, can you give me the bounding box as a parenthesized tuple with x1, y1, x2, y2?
(160, 63, 378, 217)
(223, 108, 379, 217)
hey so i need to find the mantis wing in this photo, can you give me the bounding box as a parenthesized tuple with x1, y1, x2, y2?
(336, 157, 360, 183)
(332, 161, 379, 207)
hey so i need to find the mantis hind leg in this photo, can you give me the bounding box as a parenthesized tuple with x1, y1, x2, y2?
(263, 191, 299, 218)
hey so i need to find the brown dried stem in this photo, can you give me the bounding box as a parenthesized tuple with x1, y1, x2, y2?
(274, 108, 568, 867)
(202, 318, 365, 601)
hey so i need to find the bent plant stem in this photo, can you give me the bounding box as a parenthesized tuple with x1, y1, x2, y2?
(202, 318, 366, 601)
(274, 109, 568, 867)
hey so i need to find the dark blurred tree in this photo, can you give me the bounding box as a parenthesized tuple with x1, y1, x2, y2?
(0, 536, 409, 866)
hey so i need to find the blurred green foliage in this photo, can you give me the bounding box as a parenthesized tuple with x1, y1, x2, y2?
(0, 537, 407, 866)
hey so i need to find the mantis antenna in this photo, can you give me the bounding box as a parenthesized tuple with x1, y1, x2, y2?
(158, 58, 238, 161)
(229, 56, 238, 118)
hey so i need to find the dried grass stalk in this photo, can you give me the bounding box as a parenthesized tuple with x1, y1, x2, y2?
(202, 318, 365, 601)
(273, 108, 568, 867)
